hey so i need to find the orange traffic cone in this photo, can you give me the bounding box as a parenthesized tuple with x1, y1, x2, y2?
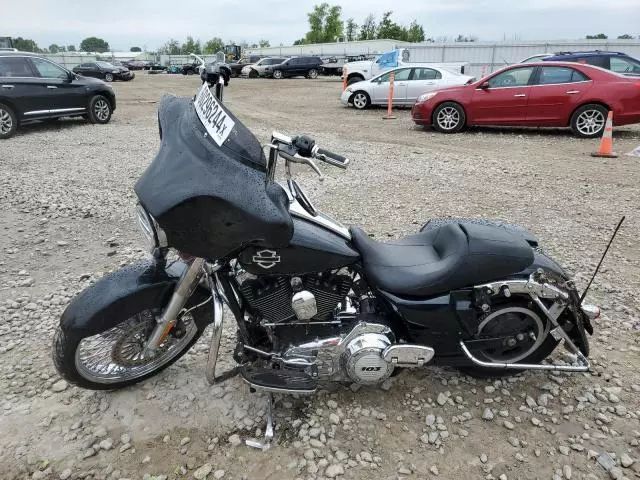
(591, 111, 618, 158)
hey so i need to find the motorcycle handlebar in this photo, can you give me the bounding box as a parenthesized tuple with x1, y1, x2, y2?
(271, 132, 350, 169)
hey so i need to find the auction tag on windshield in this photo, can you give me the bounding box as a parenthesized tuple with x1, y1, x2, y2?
(194, 84, 235, 147)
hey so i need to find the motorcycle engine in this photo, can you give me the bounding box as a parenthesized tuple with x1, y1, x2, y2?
(237, 271, 353, 324)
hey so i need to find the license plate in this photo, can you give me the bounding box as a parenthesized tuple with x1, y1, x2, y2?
(193, 84, 235, 147)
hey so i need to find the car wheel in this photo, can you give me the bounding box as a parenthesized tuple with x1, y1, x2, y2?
(272, 70, 283, 79)
(104, 73, 114, 82)
(351, 91, 370, 110)
(307, 68, 319, 79)
(87, 95, 112, 125)
(570, 104, 608, 138)
(186, 70, 194, 76)
(248, 70, 258, 78)
(432, 102, 466, 133)
(347, 76, 363, 86)
(0, 103, 18, 139)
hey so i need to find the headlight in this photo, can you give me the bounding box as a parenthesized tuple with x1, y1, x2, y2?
(136, 204, 167, 251)
(417, 92, 439, 103)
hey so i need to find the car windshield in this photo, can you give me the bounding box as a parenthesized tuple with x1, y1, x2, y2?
(97, 61, 115, 68)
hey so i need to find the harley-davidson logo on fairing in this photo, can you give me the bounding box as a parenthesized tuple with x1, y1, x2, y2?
(252, 250, 281, 269)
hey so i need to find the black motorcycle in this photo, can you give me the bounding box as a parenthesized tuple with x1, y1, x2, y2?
(53, 69, 600, 449)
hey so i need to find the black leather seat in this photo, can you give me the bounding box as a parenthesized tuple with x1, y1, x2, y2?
(350, 222, 534, 297)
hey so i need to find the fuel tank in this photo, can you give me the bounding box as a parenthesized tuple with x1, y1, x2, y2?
(239, 218, 359, 274)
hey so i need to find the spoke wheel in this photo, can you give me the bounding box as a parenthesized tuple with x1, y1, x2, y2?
(74, 309, 198, 384)
(104, 73, 114, 82)
(436, 106, 461, 131)
(0, 103, 17, 139)
(308, 68, 318, 79)
(432, 102, 465, 133)
(352, 92, 370, 110)
(570, 104, 608, 138)
(0, 108, 13, 135)
(576, 110, 605, 136)
(273, 70, 283, 79)
(94, 99, 110, 122)
(476, 307, 548, 363)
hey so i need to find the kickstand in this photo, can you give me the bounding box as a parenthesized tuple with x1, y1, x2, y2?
(245, 393, 274, 450)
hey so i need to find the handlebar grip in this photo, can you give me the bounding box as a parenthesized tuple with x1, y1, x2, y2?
(315, 148, 350, 169)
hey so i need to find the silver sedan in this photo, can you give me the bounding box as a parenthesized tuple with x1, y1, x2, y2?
(341, 66, 474, 110)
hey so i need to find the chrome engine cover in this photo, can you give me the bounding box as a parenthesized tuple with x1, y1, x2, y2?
(282, 321, 395, 384)
(342, 333, 394, 384)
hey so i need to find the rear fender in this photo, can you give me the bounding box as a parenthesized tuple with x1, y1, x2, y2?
(59, 260, 212, 336)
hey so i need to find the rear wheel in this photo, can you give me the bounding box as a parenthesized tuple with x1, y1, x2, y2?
(53, 299, 208, 390)
(272, 69, 283, 79)
(307, 68, 318, 79)
(570, 104, 608, 138)
(104, 73, 114, 82)
(432, 102, 466, 133)
(352, 91, 370, 110)
(0, 103, 18, 139)
(459, 300, 559, 378)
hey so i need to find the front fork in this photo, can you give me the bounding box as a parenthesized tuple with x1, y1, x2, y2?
(145, 257, 208, 352)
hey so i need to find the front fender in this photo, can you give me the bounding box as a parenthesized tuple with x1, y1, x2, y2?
(60, 260, 211, 336)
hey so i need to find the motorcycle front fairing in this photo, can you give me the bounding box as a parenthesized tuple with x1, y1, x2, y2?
(134, 95, 293, 260)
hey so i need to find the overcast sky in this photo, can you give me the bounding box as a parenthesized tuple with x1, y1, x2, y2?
(3, 0, 639, 50)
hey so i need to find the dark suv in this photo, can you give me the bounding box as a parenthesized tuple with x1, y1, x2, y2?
(543, 51, 640, 76)
(270, 56, 323, 79)
(0, 52, 116, 139)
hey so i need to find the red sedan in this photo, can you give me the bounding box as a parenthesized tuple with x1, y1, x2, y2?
(411, 62, 640, 137)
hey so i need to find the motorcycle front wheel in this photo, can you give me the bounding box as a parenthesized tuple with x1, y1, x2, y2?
(53, 298, 208, 390)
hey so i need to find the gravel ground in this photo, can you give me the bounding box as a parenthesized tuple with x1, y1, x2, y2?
(1, 73, 639, 480)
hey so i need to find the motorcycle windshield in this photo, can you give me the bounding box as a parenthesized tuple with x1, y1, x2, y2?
(134, 94, 293, 259)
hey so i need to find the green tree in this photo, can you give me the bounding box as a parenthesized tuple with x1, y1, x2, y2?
(130, 46, 142, 52)
(406, 21, 425, 42)
(617, 34, 635, 39)
(345, 18, 358, 41)
(376, 11, 407, 41)
(304, 3, 343, 43)
(358, 14, 377, 40)
(48, 44, 62, 53)
(586, 33, 607, 39)
(181, 36, 201, 54)
(324, 5, 343, 42)
(454, 34, 477, 42)
(259, 39, 270, 48)
(203, 37, 224, 54)
(158, 39, 181, 55)
(293, 38, 306, 45)
(67, 45, 76, 52)
(13, 37, 41, 52)
(306, 3, 328, 43)
(80, 37, 110, 52)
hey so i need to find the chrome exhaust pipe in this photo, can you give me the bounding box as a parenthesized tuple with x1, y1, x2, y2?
(459, 341, 590, 372)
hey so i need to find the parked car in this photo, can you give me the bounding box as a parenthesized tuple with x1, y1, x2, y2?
(411, 62, 640, 138)
(542, 51, 640, 76)
(181, 61, 201, 75)
(148, 63, 167, 71)
(341, 66, 474, 110)
(166, 65, 182, 74)
(520, 53, 554, 63)
(241, 57, 286, 78)
(269, 56, 323, 79)
(229, 55, 263, 77)
(0, 52, 116, 139)
(125, 60, 151, 70)
(73, 61, 135, 82)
